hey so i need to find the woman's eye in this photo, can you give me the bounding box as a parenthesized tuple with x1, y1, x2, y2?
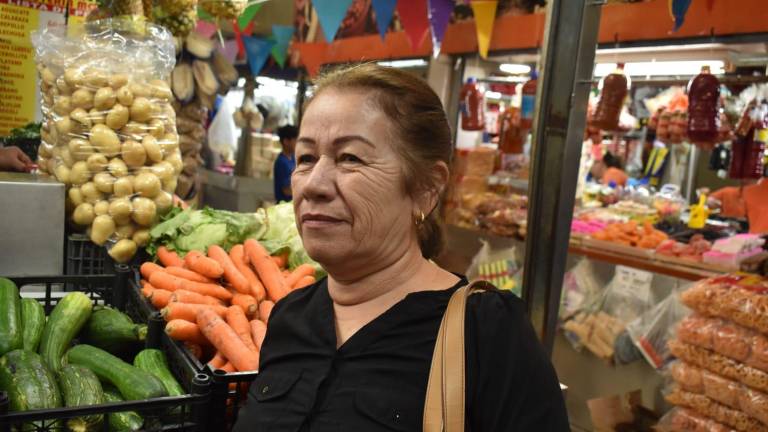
(339, 153, 362, 164)
(297, 154, 316, 165)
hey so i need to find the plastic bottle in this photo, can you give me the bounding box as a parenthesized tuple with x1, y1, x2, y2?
(520, 71, 538, 129)
(591, 63, 629, 131)
(459, 77, 485, 131)
(498, 107, 524, 154)
(687, 66, 721, 145)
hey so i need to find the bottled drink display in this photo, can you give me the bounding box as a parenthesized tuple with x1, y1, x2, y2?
(520, 71, 538, 130)
(459, 77, 485, 131)
(687, 65, 721, 145)
(591, 63, 629, 131)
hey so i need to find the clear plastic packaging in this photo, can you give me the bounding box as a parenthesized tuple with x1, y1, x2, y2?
(625, 288, 690, 369)
(676, 315, 768, 373)
(665, 387, 767, 432)
(668, 340, 768, 394)
(32, 20, 180, 263)
(657, 407, 736, 432)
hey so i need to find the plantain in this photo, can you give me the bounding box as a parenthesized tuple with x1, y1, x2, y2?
(192, 60, 219, 97)
(171, 63, 195, 103)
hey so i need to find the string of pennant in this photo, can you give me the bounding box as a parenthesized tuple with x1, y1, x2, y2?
(195, 0, 703, 78)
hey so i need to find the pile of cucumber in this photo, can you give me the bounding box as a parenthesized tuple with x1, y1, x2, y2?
(0, 278, 184, 432)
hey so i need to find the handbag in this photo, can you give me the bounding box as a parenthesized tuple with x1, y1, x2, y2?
(423, 281, 494, 432)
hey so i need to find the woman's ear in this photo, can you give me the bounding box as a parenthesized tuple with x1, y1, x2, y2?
(416, 161, 450, 216)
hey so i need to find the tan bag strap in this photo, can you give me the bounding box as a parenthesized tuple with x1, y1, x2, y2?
(423, 281, 492, 432)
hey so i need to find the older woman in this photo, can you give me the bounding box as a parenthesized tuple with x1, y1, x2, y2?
(233, 64, 568, 431)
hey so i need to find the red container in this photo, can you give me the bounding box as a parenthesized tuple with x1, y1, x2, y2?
(520, 71, 538, 129)
(592, 63, 629, 131)
(460, 78, 485, 131)
(730, 131, 766, 179)
(687, 66, 721, 145)
(498, 107, 525, 154)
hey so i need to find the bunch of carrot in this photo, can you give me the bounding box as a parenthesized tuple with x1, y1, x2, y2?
(139, 239, 317, 373)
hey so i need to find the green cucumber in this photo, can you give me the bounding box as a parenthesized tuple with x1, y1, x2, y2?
(38, 291, 93, 371)
(102, 386, 143, 431)
(134, 349, 184, 396)
(82, 306, 147, 355)
(0, 278, 23, 356)
(58, 364, 104, 432)
(0, 349, 62, 412)
(65, 344, 167, 401)
(20, 298, 45, 351)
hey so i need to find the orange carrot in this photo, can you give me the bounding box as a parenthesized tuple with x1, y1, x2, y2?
(149, 271, 233, 300)
(165, 266, 214, 284)
(231, 293, 258, 318)
(185, 342, 203, 360)
(285, 264, 316, 289)
(158, 246, 184, 267)
(165, 319, 208, 345)
(208, 351, 226, 369)
(258, 300, 274, 323)
(245, 239, 290, 302)
(218, 362, 236, 373)
(230, 245, 266, 302)
(271, 255, 287, 269)
(197, 308, 259, 372)
(208, 245, 250, 294)
(162, 302, 227, 322)
(170, 289, 223, 306)
(226, 306, 258, 354)
(150, 288, 172, 308)
(184, 250, 224, 279)
(140, 262, 164, 280)
(282, 270, 291, 278)
(293, 276, 316, 290)
(141, 282, 154, 298)
(250, 319, 267, 349)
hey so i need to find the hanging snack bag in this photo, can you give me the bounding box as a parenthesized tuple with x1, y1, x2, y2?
(32, 20, 180, 263)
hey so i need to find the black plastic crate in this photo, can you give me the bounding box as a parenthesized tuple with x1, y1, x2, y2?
(129, 272, 257, 431)
(65, 234, 113, 277)
(0, 270, 213, 432)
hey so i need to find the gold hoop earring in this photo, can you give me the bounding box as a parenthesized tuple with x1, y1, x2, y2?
(415, 211, 426, 226)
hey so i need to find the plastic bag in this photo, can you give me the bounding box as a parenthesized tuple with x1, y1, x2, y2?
(656, 407, 737, 432)
(559, 258, 603, 320)
(668, 340, 768, 394)
(32, 20, 180, 263)
(676, 315, 768, 373)
(625, 287, 691, 369)
(665, 387, 766, 432)
(601, 265, 655, 324)
(465, 240, 520, 295)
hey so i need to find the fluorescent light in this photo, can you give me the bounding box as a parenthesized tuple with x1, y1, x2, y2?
(485, 91, 503, 99)
(499, 63, 531, 74)
(594, 60, 725, 77)
(377, 59, 428, 68)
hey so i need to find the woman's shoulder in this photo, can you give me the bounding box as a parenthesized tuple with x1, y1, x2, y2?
(465, 287, 526, 321)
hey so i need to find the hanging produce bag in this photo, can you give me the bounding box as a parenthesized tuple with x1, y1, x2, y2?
(32, 19, 181, 263)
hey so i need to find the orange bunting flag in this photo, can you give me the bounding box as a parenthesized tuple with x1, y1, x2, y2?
(470, 1, 498, 59)
(295, 42, 328, 78)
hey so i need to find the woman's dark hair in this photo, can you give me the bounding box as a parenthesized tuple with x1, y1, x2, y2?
(277, 125, 298, 144)
(602, 152, 623, 170)
(304, 63, 453, 259)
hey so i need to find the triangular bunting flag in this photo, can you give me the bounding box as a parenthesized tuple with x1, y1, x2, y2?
(397, 0, 429, 50)
(470, 1, 497, 59)
(237, 3, 262, 30)
(371, 0, 397, 40)
(669, 0, 692, 31)
(198, 7, 213, 22)
(295, 42, 328, 78)
(312, 0, 354, 42)
(243, 19, 256, 36)
(428, 0, 454, 57)
(232, 20, 246, 59)
(221, 39, 239, 63)
(195, 20, 217, 39)
(271, 24, 295, 68)
(243, 36, 275, 76)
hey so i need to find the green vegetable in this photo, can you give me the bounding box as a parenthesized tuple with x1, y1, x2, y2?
(38, 291, 92, 371)
(0, 278, 23, 356)
(82, 306, 147, 355)
(65, 344, 167, 401)
(7, 122, 41, 140)
(58, 364, 104, 432)
(134, 349, 184, 396)
(102, 386, 143, 431)
(0, 349, 61, 413)
(20, 298, 45, 351)
(258, 203, 324, 276)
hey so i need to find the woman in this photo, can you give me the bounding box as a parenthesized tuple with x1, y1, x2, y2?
(234, 64, 568, 431)
(591, 152, 628, 187)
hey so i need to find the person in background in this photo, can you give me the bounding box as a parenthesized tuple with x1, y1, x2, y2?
(0, 146, 33, 172)
(590, 151, 628, 187)
(274, 125, 298, 202)
(743, 178, 768, 233)
(705, 184, 749, 219)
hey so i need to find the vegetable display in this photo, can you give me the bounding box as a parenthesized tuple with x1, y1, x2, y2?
(0, 277, 23, 356)
(82, 306, 147, 355)
(139, 238, 317, 373)
(38, 291, 93, 371)
(58, 364, 105, 432)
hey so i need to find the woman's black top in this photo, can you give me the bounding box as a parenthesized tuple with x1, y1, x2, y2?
(233, 277, 569, 431)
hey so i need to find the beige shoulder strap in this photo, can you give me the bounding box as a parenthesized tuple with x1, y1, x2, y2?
(423, 281, 492, 432)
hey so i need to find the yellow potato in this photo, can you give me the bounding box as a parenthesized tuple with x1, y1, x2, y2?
(113, 176, 134, 197)
(132, 229, 150, 247)
(116, 86, 134, 106)
(148, 118, 165, 139)
(56, 77, 72, 95)
(55, 116, 73, 136)
(81, 182, 102, 204)
(93, 200, 110, 216)
(162, 177, 177, 194)
(154, 190, 173, 215)
(109, 197, 133, 225)
(105, 104, 130, 130)
(165, 154, 183, 175)
(59, 147, 75, 168)
(128, 83, 151, 98)
(93, 172, 116, 193)
(131, 197, 156, 226)
(121, 140, 146, 168)
(68, 187, 84, 206)
(69, 161, 91, 185)
(54, 96, 72, 116)
(84, 69, 109, 88)
(158, 133, 179, 153)
(121, 122, 145, 141)
(86, 153, 108, 173)
(68, 138, 94, 161)
(130, 97, 152, 122)
(115, 224, 136, 240)
(72, 202, 95, 226)
(89, 108, 106, 125)
(133, 172, 161, 198)
(71, 88, 94, 110)
(142, 135, 163, 162)
(90, 124, 121, 156)
(70, 108, 92, 128)
(94, 87, 117, 110)
(90, 214, 115, 246)
(40, 67, 56, 86)
(63, 68, 84, 87)
(38, 143, 53, 159)
(54, 165, 71, 184)
(108, 158, 128, 178)
(151, 161, 175, 181)
(149, 79, 172, 101)
(108, 239, 137, 263)
(109, 74, 128, 89)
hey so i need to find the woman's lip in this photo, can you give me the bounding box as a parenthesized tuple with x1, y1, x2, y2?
(300, 214, 344, 223)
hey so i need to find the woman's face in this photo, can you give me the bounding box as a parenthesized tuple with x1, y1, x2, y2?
(293, 89, 418, 275)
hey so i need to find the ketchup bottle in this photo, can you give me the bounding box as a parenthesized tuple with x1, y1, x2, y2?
(591, 63, 629, 131)
(460, 77, 485, 131)
(687, 66, 721, 145)
(520, 71, 538, 129)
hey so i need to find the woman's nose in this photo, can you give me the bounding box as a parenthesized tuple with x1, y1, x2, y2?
(302, 156, 336, 201)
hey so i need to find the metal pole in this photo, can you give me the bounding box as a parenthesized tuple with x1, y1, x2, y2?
(522, 0, 603, 356)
